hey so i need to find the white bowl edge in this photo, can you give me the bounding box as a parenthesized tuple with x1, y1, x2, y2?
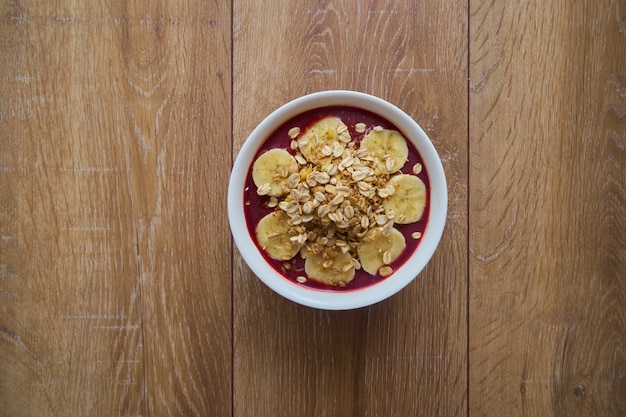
(228, 90, 448, 310)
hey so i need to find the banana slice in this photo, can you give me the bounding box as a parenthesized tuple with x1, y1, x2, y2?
(297, 116, 349, 163)
(255, 212, 303, 261)
(358, 227, 406, 275)
(382, 174, 427, 224)
(360, 128, 408, 173)
(304, 251, 355, 286)
(252, 148, 298, 197)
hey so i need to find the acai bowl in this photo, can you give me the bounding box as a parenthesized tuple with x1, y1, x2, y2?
(228, 90, 447, 310)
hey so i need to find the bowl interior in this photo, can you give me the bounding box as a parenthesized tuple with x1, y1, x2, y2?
(228, 90, 447, 310)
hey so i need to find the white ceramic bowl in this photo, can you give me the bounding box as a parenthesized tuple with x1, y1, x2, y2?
(228, 90, 447, 310)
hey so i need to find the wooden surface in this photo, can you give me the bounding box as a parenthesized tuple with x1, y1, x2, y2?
(0, 1, 623, 416)
(469, 1, 626, 415)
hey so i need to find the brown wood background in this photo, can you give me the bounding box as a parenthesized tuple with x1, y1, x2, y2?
(0, 1, 624, 416)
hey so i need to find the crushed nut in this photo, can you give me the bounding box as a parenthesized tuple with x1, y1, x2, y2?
(312, 171, 330, 184)
(287, 173, 300, 188)
(382, 251, 392, 265)
(288, 127, 301, 138)
(333, 142, 344, 158)
(355, 147, 368, 158)
(317, 204, 330, 218)
(377, 187, 391, 198)
(326, 163, 338, 176)
(257, 183, 271, 196)
(352, 170, 367, 182)
(355, 122, 366, 133)
(295, 154, 307, 165)
(378, 266, 393, 277)
(385, 157, 395, 172)
(340, 155, 354, 168)
(336, 186, 350, 197)
(382, 220, 394, 237)
(330, 194, 344, 206)
(357, 181, 371, 192)
(344, 205, 355, 219)
(360, 215, 369, 229)
(341, 262, 353, 272)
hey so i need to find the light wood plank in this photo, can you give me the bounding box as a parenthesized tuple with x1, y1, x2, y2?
(469, 1, 626, 415)
(0, 1, 232, 416)
(233, 1, 468, 415)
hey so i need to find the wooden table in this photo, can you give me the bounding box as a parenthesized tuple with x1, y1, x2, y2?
(1, 1, 624, 416)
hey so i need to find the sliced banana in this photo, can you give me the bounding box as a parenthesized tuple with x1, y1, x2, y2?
(360, 128, 408, 173)
(255, 212, 302, 261)
(304, 251, 355, 286)
(252, 148, 298, 197)
(297, 116, 350, 164)
(358, 227, 406, 275)
(382, 174, 427, 224)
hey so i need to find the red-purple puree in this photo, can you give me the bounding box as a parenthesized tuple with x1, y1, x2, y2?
(243, 106, 430, 291)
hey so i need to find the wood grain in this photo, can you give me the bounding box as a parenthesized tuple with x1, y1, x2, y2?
(3, 0, 624, 416)
(233, 1, 468, 416)
(469, 0, 626, 415)
(0, 1, 232, 416)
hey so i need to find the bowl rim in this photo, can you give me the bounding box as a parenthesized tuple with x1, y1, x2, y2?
(228, 90, 447, 310)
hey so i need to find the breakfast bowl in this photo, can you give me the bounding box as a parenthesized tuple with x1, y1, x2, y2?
(228, 90, 447, 310)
